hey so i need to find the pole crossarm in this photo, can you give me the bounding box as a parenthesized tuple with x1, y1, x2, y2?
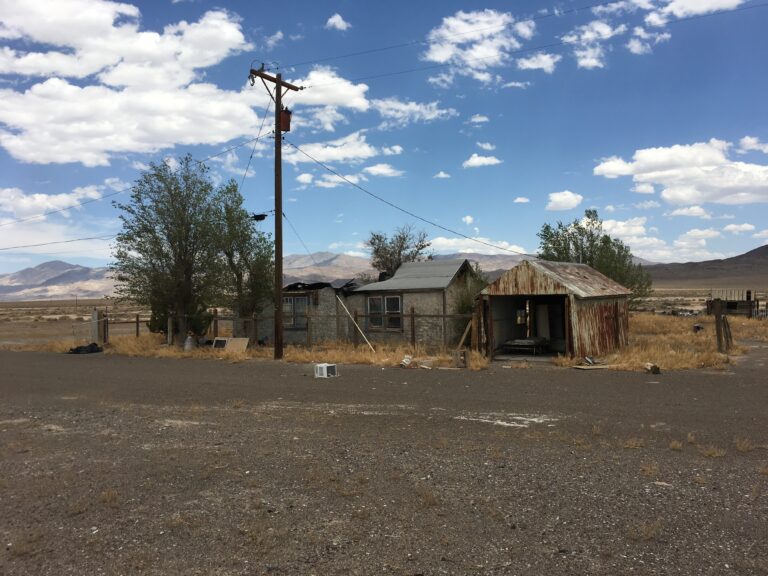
(249, 68, 303, 93)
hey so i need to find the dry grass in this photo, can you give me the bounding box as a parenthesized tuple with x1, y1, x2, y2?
(627, 519, 662, 542)
(759, 464, 768, 476)
(687, 432, 696, 444)
(99, 488, 120, 508)
(640, 462, 659, 478)
(698, 445, 727, 458)
(734, 437, 755, 453)
(623, 437, 646, 449)
(669, 440, 683, 451)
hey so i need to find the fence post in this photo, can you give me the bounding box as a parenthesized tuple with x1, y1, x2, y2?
(212, 308, 219, 339)
(167, 314, 174, 346)
(103, 314, 109, 344)
(471, 310, 479, 352)
(135, 313, 140, 338)
(713, 299, 724, 353)
(353, 310, 359, 348)
(410, 307, 416, 348)
(306, 312, 312, 348)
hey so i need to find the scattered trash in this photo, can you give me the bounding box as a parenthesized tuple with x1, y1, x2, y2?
(692, 323, 704, 333)
(644, 362, 661, 374)
(399, 355, 412, 368)
(67, 343, 103, 354)
(452, 350, 467, 369)
(183, 335, 196, 352)
(584, 356, 594, 365)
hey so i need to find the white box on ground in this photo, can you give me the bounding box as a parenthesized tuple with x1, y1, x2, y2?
(314, 363, 338, 378)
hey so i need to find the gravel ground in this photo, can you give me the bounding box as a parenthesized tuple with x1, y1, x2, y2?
(1, 346, 767, 575)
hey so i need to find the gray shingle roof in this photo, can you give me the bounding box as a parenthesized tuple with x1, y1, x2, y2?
(354, 259, 468, 292)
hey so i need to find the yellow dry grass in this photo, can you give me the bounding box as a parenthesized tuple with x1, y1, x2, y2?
(103, 335, 488, 369)
(594, 313, 768, 371)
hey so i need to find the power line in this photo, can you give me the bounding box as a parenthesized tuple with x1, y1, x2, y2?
(279, 0, 630, 72)
(284, 139, 537, 258)
(0, 131, 275, 230)
(240, 98, 274, 192)
(298, 1, 768, 90)
(0, 235, 116, 252)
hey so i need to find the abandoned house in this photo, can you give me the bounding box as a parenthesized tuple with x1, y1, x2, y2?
(281, 279, 358, 345)
(346, 259, 475, 348)
(478, 260, 631, 358)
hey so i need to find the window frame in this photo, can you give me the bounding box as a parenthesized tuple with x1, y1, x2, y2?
(283, 294, 309, 329)
(367, 294, 403, 331)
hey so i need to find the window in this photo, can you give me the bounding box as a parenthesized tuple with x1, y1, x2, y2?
(367, 295, 402, 330)
(283, 295, 308, 329)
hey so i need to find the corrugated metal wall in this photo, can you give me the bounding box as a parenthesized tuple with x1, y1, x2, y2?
(570, 296, 629, 357)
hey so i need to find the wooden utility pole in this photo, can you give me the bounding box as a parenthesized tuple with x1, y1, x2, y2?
(249, 65, 302, 360)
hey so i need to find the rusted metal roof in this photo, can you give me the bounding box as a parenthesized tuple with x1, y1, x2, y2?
(481, 260, 631, 298)
(355, 259, 469, 292)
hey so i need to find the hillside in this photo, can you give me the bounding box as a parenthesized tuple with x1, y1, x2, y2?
(646, 245, 768, 289)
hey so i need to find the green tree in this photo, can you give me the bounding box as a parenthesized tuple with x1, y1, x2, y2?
(366, 224, 432, 278)
(112, 155, 270, 339)
(537, 209, 652, 301)
(217, 181, 274, 319)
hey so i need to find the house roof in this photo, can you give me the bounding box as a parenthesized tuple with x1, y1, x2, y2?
(482, 260, 632, 299)
(355, 259, 469, 292)
(283, 278, 356, 292)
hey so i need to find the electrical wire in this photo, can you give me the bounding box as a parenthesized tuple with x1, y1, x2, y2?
(283, 138, 537, 258)
(0, 235, 116, 252)
(240, 98, 274, 192)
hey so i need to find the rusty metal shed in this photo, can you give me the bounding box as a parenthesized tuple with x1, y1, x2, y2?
(478, 260, 632, 358)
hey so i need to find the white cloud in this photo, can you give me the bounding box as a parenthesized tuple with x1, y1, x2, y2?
(632, 183, 655, 194)
(462, 153, 502, 168)
(668, 206, 712, 219)
(546, 190, 583, 210)
(296, 173, 314, 185)
(468, 114, 489, 124)
(603, 216, 649, 238)
(289, 67, 370, 111)
(363, 163, 403, 177)
(476, 142, 496, 151)
(503, 80, 532, 89)
(264, 30, 283, 51)
(513, 197, 529, 203)
(635, 200, 661, 209)
(209, 149, 255, 178)
(462, 215, 474, 225)
(422, 9, 533, 86)
(626, 26, 670, 55)
(674, 228, 722, 251)
(662, 0, 745, 19)
(723, 223, 755, 234)
(594, 137, 768, 205)
(593, 1, 655, 16)
(516, 52, 562, 74)
(433, 171, 451, 179)
(371, 98, 457, 129)
(429, 236, 527, 255)
(605, 204, 616, 213)
(753, 229, 768, 239)
(315, 173, 363, 189)
(325, 14, 351, 31)
(739, 136, 768, 154)
(563, 20, 628, 69)
(0, 185, 101, 219)
(284, 131, 378, 165)
(382, 145, 403, 156)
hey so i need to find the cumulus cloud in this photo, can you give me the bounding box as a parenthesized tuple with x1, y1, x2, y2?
(513, 197, 529, 203)
(382, 145, 403, 156)
(325, 13, 351, 31)
(632, 183, 655, 194)
(626, 26, 670, 55)
(594, 137, 768, 205)
(476, 142, 496, 151)
(371, 98, 457, 129)
(284, 131, 378, 165)
(563, 20, 628, 69)
(433, 171, 451, 179)
(422, 9, 535, 86)
(503, 80, 532, 89)
(296, 173, 314, 185)
(462, 215, 474, 225)
(315, 173, 364, 189)
(363, 163, 403, 177)
(264, 30, 283, 51)
(753, 229, 768, 239)
(546, 190, 583, 210)
(635, 200, 661, 209)
(430, 236, 527, 256)
(517, 52, 562, 74)
(739, 136, 768, 154)
(462, 153, 502, 168)
(668, 206, 712, 219)
(468, 114, 489, 124)
(0, 185, 102, 219)
(723, 223, 755, 234)
(289, 67, 370, 111)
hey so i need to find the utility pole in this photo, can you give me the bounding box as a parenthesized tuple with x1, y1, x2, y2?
(249, 65, 302, 360)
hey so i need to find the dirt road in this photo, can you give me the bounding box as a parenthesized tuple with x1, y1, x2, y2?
(2, 348, 767, 575)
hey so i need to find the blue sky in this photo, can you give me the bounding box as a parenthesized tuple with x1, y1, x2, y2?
(1, 0, 768, 274)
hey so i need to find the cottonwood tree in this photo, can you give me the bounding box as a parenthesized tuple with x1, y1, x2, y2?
(112, 155, 273, 339)
(537, 209, 652, 301)
(366, 224, 432, 278)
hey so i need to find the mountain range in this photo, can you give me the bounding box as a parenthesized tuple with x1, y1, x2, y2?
(0, 246, 765, 301)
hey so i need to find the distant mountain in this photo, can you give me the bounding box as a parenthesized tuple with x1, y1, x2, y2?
(2, 246, 765, 300)
(646, 245, 768, 288)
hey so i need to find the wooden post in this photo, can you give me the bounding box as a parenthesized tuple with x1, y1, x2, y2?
(471, 309, 479, 352)
(410, 307, 416, 348)
(212, 308, 218, 339)
(713, 298, 724, 353)
(103, 314, 109, 344)
(135, 313, 140, 338)
(167, 315, 174, 346)
(353, 310, 359, 348)
(306, 311, 312, 348)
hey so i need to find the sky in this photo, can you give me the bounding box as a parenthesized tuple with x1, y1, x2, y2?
(1, 0, 768, 274)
